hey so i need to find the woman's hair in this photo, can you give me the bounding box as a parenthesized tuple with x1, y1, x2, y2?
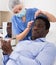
(8, 0, 22, 11)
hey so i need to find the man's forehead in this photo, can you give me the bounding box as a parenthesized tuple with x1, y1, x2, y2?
(35, 19, 45, 24)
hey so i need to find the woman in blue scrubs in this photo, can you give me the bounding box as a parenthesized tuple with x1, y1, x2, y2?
(9, 0, 56, 41)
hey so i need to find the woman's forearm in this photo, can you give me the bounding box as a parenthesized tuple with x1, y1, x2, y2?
(16, 28, 31, 41)
(42, 11, 56, 22)
(35, 10, 56, 22)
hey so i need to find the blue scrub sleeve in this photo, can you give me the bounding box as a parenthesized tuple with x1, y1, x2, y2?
(11, 16, 21, 35)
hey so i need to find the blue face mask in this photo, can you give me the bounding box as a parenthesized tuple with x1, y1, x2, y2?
(15, 9, 26, 18)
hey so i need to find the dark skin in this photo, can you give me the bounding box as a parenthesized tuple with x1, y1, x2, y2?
(31, 19, 49, 40)
(6, 22, 12, 38)
(1, 40, 12, 55)
(1, 22, 12, 55)
(7, 26, 11, 35)
(1, 19, 49, 55)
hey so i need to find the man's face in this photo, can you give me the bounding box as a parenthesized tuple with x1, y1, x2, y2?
(32, 19, 47, 40)
(7, 23, 12, 35)
(12, 4, 23, 13)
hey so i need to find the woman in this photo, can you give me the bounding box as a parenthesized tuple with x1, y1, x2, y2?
(9, 0, 56, 41)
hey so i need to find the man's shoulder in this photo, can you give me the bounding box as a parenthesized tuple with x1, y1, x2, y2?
(45, 41, 56, 52)
(17, 40, 47, 48)
(18, 40, 31, 45)
(46, 41, 56, 47)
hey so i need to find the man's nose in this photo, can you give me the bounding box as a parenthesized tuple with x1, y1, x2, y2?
(33, 27, 38, 31)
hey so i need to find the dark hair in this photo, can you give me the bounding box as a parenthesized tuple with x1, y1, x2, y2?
(7, 22, 12, 26)
(34, 14, 50, 30)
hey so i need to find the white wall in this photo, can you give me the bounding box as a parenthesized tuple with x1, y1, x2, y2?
(23, 0, 56, 16)
(3, 22, 7, 38)
(0, 0, 9, 11)
(0, 0, 56, 16)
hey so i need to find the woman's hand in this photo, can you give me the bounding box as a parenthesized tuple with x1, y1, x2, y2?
(35, 10, 56, 22)
(27, 21, 34, 29)
(35, 10, 42, 18)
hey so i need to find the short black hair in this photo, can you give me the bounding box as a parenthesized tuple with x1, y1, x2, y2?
(7, 22, 12, 26)
(34, 14, 50, 30)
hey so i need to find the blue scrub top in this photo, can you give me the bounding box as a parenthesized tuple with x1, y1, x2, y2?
(11, 8, 38, 40)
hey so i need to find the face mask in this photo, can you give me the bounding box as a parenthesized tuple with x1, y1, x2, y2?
(15, 9, 26, 18)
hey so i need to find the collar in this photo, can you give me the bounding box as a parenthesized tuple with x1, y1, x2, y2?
(35, 38, 46, 42)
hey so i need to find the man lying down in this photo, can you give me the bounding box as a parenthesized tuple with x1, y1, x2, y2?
(1, 14, 56, 65)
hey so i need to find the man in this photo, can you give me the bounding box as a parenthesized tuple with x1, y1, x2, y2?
(5, 22, 12, 38)
(9, 0, 56, 41)
(1, 14, 56, 65)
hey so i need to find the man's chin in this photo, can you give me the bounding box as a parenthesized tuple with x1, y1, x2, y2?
(31, 36, 39, 40)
